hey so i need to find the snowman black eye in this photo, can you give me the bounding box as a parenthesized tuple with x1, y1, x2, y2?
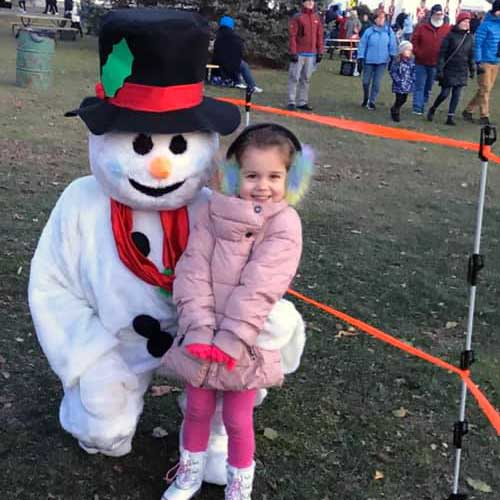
(133, 134, 154, 155)
(170, 135, 187, 155)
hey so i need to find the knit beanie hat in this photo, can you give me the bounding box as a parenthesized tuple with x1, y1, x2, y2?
(455, 11, 471, 25)
(219, 16, 235, 29)
(430, 4, 443, 15)
(399, 40, 413, 53)
(492, 0, 500, 14)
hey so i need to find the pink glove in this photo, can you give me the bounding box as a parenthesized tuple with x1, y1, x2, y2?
(186, 344, 237, 371)
(186, 343, 213, 361)
(210, 346, 237, 371)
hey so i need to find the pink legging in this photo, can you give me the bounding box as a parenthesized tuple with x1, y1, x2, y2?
(183, 385, 257, 468)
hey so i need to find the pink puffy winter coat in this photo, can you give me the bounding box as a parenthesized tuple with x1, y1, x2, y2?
(160, 192, 302, 391)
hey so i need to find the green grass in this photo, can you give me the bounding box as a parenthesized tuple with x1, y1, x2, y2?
(1, 17, 499, 499)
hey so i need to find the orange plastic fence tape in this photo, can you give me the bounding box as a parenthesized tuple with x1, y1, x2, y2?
(287, 288, 500, 436)
(219, 98, 500, 164)
(223, 96, 500, 432)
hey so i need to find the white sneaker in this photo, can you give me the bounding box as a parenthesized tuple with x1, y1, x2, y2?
(252, 86, 263, 93)
(234, 83, 247, 89)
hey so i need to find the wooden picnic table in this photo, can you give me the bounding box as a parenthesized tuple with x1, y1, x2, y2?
(7, 12, 79, 39)
(325, 38, 360, 48)
(325, 38, 360, 62)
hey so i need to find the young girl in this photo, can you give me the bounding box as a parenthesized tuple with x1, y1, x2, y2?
(389, 40, 416, 122)
(161, 123, 313, 500)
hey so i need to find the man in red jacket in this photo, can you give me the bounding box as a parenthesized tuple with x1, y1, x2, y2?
(411, 3, 451, 114)
(287, 0, 324, 111)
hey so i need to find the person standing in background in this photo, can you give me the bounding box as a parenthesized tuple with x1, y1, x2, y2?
(427, 12, 475, 125)
(357, 11, 398, 110)
(345, 9, 361, 38)
(360, 11, 371, 35)
(462, 0, 500, 125)
(470, 11, 482, 34)
(411, 4, 451, 114)
(403, 12, 414, 40)
(416, 0, 428, 24)
(287, 0, 324, 111)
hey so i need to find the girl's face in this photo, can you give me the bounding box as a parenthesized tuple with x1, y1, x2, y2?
(402, 48, 413, 58)
(239, 146, 288, 203)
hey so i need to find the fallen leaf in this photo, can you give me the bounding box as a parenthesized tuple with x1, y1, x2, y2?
(335, 330, 358, 338)
(263, 427, 279, 440)
(374, 470, 384, 480)
(16, 266, 22, 276)
(392, 407, 408, 418)
(152, 426, 168, 438)
(151, 385, 180, 397)
(466, 477, 492, 493)
(446, 321, 458, 329)
(1, 372, 10, 380)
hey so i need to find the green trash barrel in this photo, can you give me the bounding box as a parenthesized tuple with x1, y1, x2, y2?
(16, 29, 55, 91)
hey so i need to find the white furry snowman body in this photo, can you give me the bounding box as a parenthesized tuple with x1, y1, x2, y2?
(29, 130, 306, 484)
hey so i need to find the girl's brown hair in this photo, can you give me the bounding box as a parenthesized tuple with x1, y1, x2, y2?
(230, 126, 297, 171)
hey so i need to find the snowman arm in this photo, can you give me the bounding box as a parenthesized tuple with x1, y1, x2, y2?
(28, 183, 118, 389)
(173, 205, 216, 346)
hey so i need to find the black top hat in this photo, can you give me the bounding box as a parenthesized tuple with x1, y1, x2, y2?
(66, 9, 240, 136)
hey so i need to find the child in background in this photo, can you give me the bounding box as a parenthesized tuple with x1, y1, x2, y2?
(161, 124, 313, 500)
(390, 40, 416, 122)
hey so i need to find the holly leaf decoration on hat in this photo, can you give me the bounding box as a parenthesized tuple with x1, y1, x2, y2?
(101, 38, 134, 98)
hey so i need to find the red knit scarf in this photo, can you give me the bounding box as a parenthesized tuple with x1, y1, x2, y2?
(110, 199, 189, 293)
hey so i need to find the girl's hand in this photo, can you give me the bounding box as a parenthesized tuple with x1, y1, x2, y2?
(210, 346, 237, 371)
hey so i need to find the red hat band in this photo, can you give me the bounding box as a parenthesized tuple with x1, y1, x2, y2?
(95, 81, 204, 113)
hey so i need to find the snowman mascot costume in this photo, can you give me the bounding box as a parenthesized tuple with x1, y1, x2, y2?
(28, 8, 306, 490)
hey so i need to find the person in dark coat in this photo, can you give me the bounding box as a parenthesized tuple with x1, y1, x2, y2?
(470, 12, 482, 34)
(212, 16, 262, 92)
(64, 0, 73, 17)
(427, 11, 474, 125)
(394, 10, 407, 31)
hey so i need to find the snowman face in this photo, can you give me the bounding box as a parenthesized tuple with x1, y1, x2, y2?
(89, 131, 219, 210)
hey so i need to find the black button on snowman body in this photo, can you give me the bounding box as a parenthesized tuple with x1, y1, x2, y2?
(127, 132, 191, 358)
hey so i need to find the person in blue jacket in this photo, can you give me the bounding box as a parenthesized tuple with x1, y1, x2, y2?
(357, 10, 398, 109)
(462, 0, 500, 125)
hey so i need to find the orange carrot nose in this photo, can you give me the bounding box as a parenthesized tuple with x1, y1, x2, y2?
(149, 157, 171, 179)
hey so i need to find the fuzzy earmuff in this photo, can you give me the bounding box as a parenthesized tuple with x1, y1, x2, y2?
(219, 124, 315, 206)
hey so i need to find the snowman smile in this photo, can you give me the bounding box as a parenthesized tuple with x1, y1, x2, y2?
(129, 178, 185, 197)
